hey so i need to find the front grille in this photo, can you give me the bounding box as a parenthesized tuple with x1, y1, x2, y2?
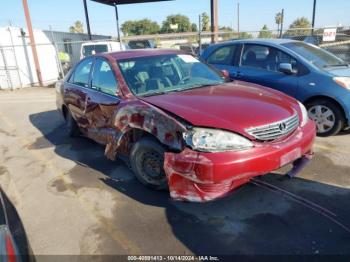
(245, 113, 299, 141)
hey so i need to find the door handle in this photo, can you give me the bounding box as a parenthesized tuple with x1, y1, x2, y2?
(235, 71, 244, 77)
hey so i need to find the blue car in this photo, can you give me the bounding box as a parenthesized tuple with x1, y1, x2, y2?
(201, 39, 350, 136)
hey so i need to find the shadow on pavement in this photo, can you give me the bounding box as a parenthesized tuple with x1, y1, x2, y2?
(29, 110, 350, 255)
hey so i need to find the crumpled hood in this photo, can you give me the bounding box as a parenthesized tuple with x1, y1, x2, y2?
(141, 81, 299, 136)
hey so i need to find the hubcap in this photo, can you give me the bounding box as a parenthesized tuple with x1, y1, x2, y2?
(141, 150, 164, 182)
(308, 105, 335, 133)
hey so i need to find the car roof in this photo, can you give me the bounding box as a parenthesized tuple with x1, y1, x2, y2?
(214, 38, 298, 47)
(106, 48, 186, 60)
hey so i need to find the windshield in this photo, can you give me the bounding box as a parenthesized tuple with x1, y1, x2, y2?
(83, 44, 108, 57)
(282, 42, 347, 68)
(117, 54, 225, 96)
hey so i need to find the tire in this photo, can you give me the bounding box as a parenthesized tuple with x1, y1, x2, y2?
(306, 99, 345, 137)
(65, 110, 80, 137)
(130, 137, 168, 190)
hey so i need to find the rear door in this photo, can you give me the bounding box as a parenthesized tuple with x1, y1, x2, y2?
(63, 57, 93, 129)
(83, 57, 121, 144)
(206, 44, 240, 79)
(236, 44, 300, 97)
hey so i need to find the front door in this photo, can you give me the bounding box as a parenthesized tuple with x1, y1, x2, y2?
(84, 58, 121, 144)
(237, 44, 300, 97)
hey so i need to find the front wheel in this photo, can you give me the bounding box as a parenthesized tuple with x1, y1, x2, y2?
(306, 99, 344, 137)
(130, 137, 168, 190)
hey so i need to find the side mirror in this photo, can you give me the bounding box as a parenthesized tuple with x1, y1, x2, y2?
(279, 63, 296, 75)
(221, 69, 230, 78)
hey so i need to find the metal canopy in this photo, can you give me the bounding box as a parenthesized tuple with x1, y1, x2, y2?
(91, 0, 172, 6)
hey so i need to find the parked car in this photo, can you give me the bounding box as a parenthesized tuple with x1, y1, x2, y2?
(202, 39, 350, 136)
(56, 49, 315, 202)
(176, 43, 210, 56)
(0, 189, 20, 261)
(80, 41, 125, 59)
(127, 39, 157, 49)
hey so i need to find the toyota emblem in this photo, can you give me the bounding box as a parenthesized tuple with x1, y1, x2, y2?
(279, 123, 287, 132)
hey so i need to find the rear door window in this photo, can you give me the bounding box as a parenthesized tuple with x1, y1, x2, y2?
(72, 58, 93, 87)
(83, 44, 109, 56)
(207, 45, 236, 65)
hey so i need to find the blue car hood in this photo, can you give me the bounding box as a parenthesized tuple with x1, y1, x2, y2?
(325, 67, 350, 77)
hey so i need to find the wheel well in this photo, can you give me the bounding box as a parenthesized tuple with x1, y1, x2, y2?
(119, 128, 166, 155)
(61, 105, 68, 120)
(303, 96, 347, 121)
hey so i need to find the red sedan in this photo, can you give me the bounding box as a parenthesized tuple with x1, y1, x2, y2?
(56, 49, 316, 202)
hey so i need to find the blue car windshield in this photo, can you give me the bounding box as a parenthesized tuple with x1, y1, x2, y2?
(117, 54, 225, 97)
(282, 42, 347, 68)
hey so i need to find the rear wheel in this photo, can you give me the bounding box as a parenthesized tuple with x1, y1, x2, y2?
(130, 137, 168, 190)
(306, 99, 344, 137)
(65, 110, 80, 137)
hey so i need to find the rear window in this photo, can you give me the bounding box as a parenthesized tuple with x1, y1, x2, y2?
(82, 44, 108, 56)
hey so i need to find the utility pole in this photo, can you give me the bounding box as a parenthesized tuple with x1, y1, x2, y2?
(210, 0, 218, 43)
(237, 2, 240, 37)
(198, 14, 202, 55)
(22, 0, 43, 86)
(280, 8, 284, 38)
(83, 0, 92, 40)
(114, 3, 122, 49)
(311, 0, 317, 35)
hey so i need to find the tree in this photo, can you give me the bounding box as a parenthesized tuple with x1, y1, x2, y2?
(191, 23, 198, 32)
(69, 21, 84, 34)
(275, 12, 283, 33)
(259, 24, 273, 38)
(239, 32, 253, 39)
(285, 17, 312, 36)
(121, 19, 160, 36)
(161, 14, 192, 33)
(201, 12, 210, 31)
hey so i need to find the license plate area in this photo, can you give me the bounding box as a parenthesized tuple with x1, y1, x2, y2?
(280, 148, 301, 167)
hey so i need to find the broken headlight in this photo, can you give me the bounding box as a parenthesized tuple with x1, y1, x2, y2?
(183, 128, 253, 152)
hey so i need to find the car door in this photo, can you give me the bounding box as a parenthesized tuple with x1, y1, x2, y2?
(83, 57, 121, 144)
(64, 57, 93, 129)
(206, 44, 240, 79)
(236, 44, 300, 97)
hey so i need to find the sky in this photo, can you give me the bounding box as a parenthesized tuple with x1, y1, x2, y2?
(1, 0, 350, 36)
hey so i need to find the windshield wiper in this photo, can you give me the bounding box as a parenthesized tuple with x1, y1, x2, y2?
(140, 82, 223, 97)
(323, 63, 349, 68)
(141, 91, 166, 97)
(175, 82, 223, 92)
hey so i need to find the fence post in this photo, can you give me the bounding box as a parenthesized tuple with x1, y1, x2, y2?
(8, 27, 22, 89)
(0, 46, 13, 90)
(198, 15, 202, 55)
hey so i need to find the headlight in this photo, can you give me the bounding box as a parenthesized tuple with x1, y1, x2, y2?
(183, 128, 253, 152)
(333, 77, 350, 90)
(297, 101, 309, 127)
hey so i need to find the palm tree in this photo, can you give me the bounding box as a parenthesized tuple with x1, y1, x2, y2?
(275, 12, 283, 34)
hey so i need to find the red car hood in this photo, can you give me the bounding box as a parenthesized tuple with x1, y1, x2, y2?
(141, 81, 299, 137)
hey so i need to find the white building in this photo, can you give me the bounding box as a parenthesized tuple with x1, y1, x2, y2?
(0, 26, 111, 90)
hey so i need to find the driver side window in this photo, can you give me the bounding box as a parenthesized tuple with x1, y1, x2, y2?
(241, 44, 297, 73)
(92, 59, 118, 96)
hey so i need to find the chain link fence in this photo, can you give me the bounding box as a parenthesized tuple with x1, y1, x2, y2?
(0, 26, 349, 89)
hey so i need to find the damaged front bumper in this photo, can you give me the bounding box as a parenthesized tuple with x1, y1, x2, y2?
(164, 121, 316, 202)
